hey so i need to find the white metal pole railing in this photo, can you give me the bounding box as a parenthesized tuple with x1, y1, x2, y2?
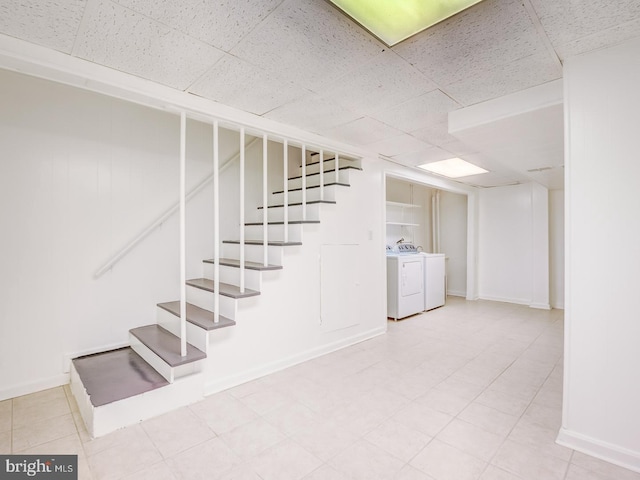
(335, 152, 340, 183)
(283, 139, 289, 243)
(319, 150, 324, 201)
(240, 128, 246, 293)
(213, 121, 220, 323)
(263, 134, 268, 267)
(301, 144, 306, 221)
(179, 112, 187, 357)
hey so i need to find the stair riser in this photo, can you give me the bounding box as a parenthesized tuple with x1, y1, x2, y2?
(254, 203, 323, 223)
(222, 242, 284, 265)
(156, 308, 209, 354)
(186, 284, 238, 319)
(202, 264, 262, 292)
(243, 223, 303, 243)
(129, 333, 204, 383)
(287, 170, 350, 189)
(300, 159, 357, 175)
(270, 185, 337, 204)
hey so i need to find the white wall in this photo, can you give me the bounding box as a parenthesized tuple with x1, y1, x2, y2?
(559, 37, 640, 472)
(478, 182, 549, 307)
(549, 189, 564, 309)
(439, 191, 468, 297)
(385, 177, 432, 250)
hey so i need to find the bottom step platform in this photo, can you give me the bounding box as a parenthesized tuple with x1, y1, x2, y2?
(71, 347, 203, 438)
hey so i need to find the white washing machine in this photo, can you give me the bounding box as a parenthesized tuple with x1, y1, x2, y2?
(386, 244, 425, 320)
(421, 253, 446, 310)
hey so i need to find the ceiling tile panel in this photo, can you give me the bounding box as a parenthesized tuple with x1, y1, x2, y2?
(73, 0, 225, 90)
(322, 117, 403, 146)
(0, 0, 87, 53)
(112, 0, 283, 52)
(263, 94, 362, 134)
(188, 55, 308, 116)
(230, 0, 384, 91)
(371, 89, 462, 132)
(441, 51, 561, 106)
(394, 0, 545, 87)
(529, 0, 640, 48)
(410, 122, 459, 146)
(366, 134, 434, 157)
(554, 17, 640, 60)
(314, 50, 437, 116)
(392, 146, 454, 167)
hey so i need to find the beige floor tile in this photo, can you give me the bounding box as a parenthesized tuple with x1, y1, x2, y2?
(571, 452, 640, 480)
(329, 439, 405, 480)
(480, 465, 522, 480)
(87, 425, 162, 480)
(16, 432, 84, 456)
(507, 419, 572, 461)
(394, 464, 437, 480)
(392, 402, 453, 437)
(189, 392, 258, 435)
(165, 437, 241, 480)
(216, 463, 263, 480)
(365, 418, 432, 462)
(0, 431, 11, 454)
(141, 407, 215, 458)
(0, 399, 11, 432)
(491, 439, 568, 480)
(250, 439, 322, 480)
(521, 403, 563, 431)
(302, 464, 350, 480)
(436, 418, 505, 462)
(121, 461, 176, 480)
(410, 439, 487, 480)
(12, 413, 77, 452)
(220, 418, 286, 460)
(475, 388, 531, 418)
(263, 401, 320, 436)
(416, 388, 474, 416)
(82, 424, 146, 457)
(458, 402, 520, 437)
(13, 387, 71, 428)
(238, 386, 294, 416)
(291, 418, 359, 462)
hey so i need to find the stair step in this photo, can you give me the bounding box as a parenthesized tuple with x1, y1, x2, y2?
(257, 200, 336, 209)
(222, 240, 302, 246)
(129, 325, 206, 367)
(245, 220, 320, 226)
(203, 258, 283, 271)
(186, 278, 261, 298)
(73, 347, 169, 408)
(289, 165, 362, 180)
(157, 301, 236, 331)
(272, 182, 350, 194)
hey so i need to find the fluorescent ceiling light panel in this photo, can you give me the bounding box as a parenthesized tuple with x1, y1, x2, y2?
(418, 157, 488, 178)
(329, 0, 485, 46)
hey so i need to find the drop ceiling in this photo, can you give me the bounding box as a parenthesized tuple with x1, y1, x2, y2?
(1, 0, 640, 189)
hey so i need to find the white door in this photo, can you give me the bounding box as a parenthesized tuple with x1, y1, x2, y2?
(401, 258, 423, 297)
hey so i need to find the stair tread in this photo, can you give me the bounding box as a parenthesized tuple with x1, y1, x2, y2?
(73, 347, 169, 407)
(245, 220, 320, 225)
(222, 240, 302, 246)
(289, 165, 362, 180)
(130, 324, 206, 367)
(272, 182, 350, 194)
(257, 200, 336, 209)
(204, 258, 283, 271)
(186, 278, 261, 298)
(157, 301, 236, 330)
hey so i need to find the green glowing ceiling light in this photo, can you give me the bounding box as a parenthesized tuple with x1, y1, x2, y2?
(329, 0, 485, 47)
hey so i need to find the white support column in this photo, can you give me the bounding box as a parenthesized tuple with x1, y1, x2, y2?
(240, 128, 246, 293)
(179, 112, 187, 357)
(319, 150, 324, 201)
(335, 152, 340, 181)
(283, 139, 289, 243)
(263, 134, 268, 266)
(213, 121, 220, 323)
(302, 144, 306, 221)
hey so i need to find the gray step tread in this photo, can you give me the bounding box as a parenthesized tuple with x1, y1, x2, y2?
(257, 200, 336, 209)
(203, 258, 282, 271)
(289, 165, 362, 180)
(157, 301, 236, 331)
(186, 278, 261, 298)
(272, 182, 350, 194)
(129, 324, 206, 367)
(222, 240, 302, 246)
(245, 220, 320, 225)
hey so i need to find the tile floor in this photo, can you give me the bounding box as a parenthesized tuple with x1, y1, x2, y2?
(2, 297, 640, 480)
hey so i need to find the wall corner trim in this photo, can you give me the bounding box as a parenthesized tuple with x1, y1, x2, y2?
(529, 303, 551, 310)
(557, 428, 640, 474)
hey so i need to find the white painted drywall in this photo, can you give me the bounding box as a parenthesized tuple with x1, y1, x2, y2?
(531, 182, 550, 309)
(439, 191, 468, 297)
(385, 177, 432, 250)
(559, 37, 640, 472)
(549, 189, 564, 309)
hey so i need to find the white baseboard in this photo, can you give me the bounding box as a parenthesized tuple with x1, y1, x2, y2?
(0, 373, 69, 401)
(446, 290, 466, 297)
(204, 326, 387, 395)
(557, 427, 640, 474)
(529, 302, 551, 310)
(478, 294, 531, 306)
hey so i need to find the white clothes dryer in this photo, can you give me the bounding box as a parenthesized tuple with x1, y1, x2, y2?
(386, 244, 425, 320)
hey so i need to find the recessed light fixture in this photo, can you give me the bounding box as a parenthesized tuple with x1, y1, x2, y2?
(328, 0, 485, 47)
(418, 158, 488, 178)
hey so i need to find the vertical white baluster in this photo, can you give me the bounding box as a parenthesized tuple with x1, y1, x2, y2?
(240, 128, 245, 293)
(302, 144, 306, 221)
(179, 112, 187, 357)
(213, 121, 220, 323)
(263, 134, 268, 267)
(335, 152, 340, 183)
(283, 140, 289, 243)
(319, 150, 324, 201)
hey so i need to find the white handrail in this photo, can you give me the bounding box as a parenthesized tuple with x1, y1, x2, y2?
(94, 136, 260, 278)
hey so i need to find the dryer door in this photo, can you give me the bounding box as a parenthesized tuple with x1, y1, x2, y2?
(401, 258, 423, 297)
